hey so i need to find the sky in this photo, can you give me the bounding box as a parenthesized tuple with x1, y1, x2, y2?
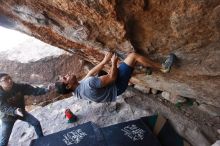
(0, 26, 28, 51)
(0, 26, 66, 63)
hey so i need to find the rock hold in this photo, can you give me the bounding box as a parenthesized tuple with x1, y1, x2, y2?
(134, 84, 151, 94)
(198, 104, 220, 117)
(161, 91, 186, 104)
(151, 89, 158, 95)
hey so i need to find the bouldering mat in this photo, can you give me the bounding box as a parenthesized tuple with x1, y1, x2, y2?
(31, 115, 191, 146)
(101, 118, 161, 146)
(30, 122, 105, 146)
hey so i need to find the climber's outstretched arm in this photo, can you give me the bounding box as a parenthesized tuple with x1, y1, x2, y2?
(83, 52, 113, 79)
(99, 54, 118, 87)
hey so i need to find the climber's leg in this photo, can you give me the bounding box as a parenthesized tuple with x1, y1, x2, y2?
(123, 52, 161, 70)
(116, 52, 160, 95)
(123, 52, 176, 73)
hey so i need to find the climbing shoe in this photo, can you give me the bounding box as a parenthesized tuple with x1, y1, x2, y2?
(161, 53, 176, 73)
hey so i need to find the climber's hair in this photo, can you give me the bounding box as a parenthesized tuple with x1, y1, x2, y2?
(55, 82, 72, 94)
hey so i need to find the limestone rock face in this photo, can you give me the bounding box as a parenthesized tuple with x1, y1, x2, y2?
(0, 0, 219, 107)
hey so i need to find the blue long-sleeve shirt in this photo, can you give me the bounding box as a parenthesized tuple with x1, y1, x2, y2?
(0, 83, 48, 121)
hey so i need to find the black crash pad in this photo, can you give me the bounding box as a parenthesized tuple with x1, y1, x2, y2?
(31, 115, 190, 146)
(30, 122, 105, 146)
(101, 119, 161, 146)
